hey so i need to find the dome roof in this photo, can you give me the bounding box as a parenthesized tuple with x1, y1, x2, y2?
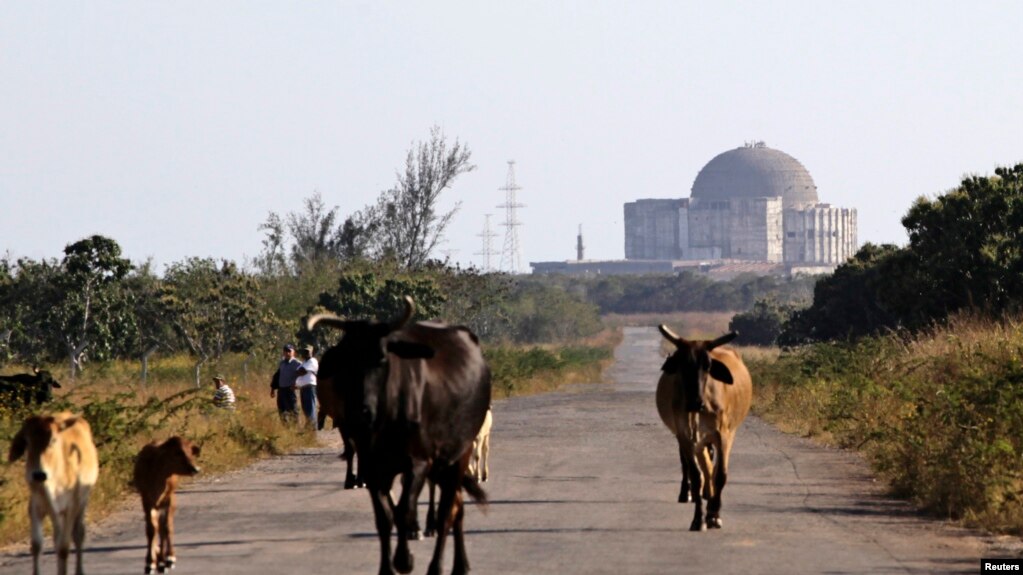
(691, 142, 818, 209)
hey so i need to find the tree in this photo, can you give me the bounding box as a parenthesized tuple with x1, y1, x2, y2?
(728, 299, 793, 346)
(368, 126, 475, 269)
(161, 258, 281, 387)
(51, 236, 135, 378)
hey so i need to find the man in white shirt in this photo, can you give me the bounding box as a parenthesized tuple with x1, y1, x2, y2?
(296, 345, 318, 428)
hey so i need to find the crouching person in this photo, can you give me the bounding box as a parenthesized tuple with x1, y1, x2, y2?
(132, 437, 202, 574)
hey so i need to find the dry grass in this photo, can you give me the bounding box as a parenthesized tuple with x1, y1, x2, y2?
(0, 354, 317, 548)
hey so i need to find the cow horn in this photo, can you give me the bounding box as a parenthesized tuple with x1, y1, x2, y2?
(390, 296, 416, 331)
(658, 324, 686, 345)
(708, 331, 738, 349)
(306, 313, 348, 332)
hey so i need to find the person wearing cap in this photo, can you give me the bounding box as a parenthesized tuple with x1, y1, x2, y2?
(212, 374, 236, 410)
(295, 345, 318, 427)
(270, 344, 301, 421)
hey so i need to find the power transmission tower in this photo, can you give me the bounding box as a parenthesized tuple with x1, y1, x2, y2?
(497, 160, 525, 273)
(475, 213, 499, 271)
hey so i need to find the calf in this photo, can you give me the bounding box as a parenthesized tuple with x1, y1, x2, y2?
(655, 326, 752, 531)
(132, 437, 202, 574)
(8, 412, 99, 575)
(0, 368, 62, 407)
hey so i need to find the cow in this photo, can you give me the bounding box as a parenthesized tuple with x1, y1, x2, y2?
(8, 412, 99, 575)
(315, 372, 364, 489)
(307, 296, 491, 575)
(132, 436, 202, 574)
(0, 368, 62, 407)
(467, 406, 493, 483)
(655, 325, 751, 531)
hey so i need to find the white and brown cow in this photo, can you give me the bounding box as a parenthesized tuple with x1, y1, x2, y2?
(132, 436, 201, 574)
(8, 412, 99, 575)
(655, 326, 751, 531)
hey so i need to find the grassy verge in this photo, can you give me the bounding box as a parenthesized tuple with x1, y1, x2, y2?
(748, 314, 1023, 534)
(0, 354, 317, 548)
(487, 328, 622, 398)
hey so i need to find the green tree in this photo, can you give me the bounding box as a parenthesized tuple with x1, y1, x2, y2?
(367, 126, 475, 269)
(50, 236, 135, 378)
(728, 299, 793, 346)
(161, 258, 280, 387)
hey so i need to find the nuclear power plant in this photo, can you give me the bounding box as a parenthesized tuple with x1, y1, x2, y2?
(531, 142, 857, 277)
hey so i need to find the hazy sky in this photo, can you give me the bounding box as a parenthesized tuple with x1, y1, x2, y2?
(3, 1, 1021, 272)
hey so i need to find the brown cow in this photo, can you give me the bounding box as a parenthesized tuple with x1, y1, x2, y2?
(308, 296, 491, 575)
(132, 437, 201, 574)
(8, 412, 99, 575)
(655, 326, 751, 531)
(315, 373, 363, 489)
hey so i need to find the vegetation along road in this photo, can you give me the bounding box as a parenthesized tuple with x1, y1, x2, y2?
(0, 328, 1001, 574)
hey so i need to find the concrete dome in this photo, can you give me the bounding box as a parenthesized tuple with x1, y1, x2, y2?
(691, 142, 818, 209)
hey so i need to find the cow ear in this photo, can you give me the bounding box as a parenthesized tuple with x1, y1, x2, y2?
(192, 444, 202, 457)
(8, 428, 26, 462)
(660, 355, 680, 373)
(709, 359, 734, 384)
(387, 341, 436, 359)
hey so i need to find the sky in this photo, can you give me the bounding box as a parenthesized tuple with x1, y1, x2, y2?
(2, 1, 1022, 273)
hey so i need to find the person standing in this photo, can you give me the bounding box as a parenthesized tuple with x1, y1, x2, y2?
(270, 344, 301, 421)
(295, 345, 318, 428)
(212, 374, 236, 410)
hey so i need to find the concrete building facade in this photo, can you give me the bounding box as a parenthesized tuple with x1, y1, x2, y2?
(624, 142, 857, 266)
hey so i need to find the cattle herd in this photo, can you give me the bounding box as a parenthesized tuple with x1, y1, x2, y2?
(4, 296, 751, 575)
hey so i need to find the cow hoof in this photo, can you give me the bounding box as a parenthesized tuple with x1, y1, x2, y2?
(678, 492, 692, 503)
(408, 527, 423, 541)
(394, 550, 414, 574)
(145, 566, 154, 574)
(423, 527, 436, 538)
(689, 519, 706, 532)
(707, 517, 723, 529)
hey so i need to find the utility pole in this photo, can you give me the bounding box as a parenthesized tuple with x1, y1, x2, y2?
(497, 160, 526, 273)
(475, 213, 499, 271)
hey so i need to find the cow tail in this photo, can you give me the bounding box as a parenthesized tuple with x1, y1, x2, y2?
(461, 474, 488, 508)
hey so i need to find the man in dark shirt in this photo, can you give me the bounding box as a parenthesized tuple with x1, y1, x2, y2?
(270, 344, 301, 421)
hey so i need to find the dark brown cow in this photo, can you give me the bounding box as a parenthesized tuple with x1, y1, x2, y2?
(315, 372, 363, 488)
(655, 326, 752, 531)
(308, 296, 491, 575)
(132, 437, 201, 574)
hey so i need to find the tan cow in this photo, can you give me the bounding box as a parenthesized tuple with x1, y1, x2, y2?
(655, 326, 751, 531)
(468, 406, 493, 483)
(132, 437, 201, 574)
(8, 412, 99, 575)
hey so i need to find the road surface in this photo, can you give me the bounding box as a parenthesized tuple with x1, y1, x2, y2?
(1, 327, 1011, 574)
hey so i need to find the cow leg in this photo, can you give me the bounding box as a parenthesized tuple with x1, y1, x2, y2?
(163, 502, 177, 570)
(450, 493, 469, 575)
(707, 433, 732, 529)
(368, 481, 398, 575)
(30, 499, 43, 575)
(696, 442, 715, 501)
(73, 506, 86, 575)
(675, 435, 692, 503)
(424, 481, 438, 537)
(341, 430, 359, 489)
(54, 511, 71, 575)
(480, 433, 490, 483)
(144, 507, 159, 574)
(426, 470, 459, 575)
(677, 434, 705, 531)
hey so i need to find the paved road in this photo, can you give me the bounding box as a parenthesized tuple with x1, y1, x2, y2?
(1, 327, 1006, 574)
